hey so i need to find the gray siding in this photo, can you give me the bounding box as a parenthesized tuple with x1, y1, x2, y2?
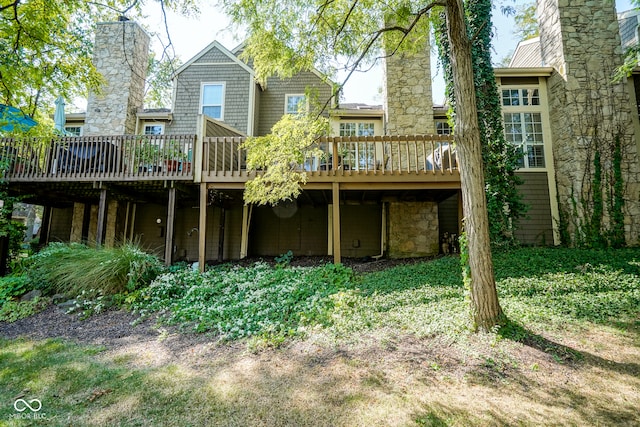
(257, 71, 333, 136)
(250, 203, 327, 256)
(515, 171, 554, 245)
(248, 202, 381, 258)
(340, 204, 382, 258)
(49, 207, 73, 242)
(619, 14, 639, 49)
(168, 45, 252, 135)
(195, 47, 236, 64)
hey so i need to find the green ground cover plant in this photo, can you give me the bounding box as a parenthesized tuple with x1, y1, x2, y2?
(133, 262, 353, 343)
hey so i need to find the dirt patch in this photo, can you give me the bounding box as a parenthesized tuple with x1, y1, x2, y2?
(2, 305, 639, 426)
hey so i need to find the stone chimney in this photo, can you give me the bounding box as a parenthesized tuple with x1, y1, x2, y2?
(84, 20, 150, 135)
(538, 0, 640, 245)
(383, 27, 434, 135)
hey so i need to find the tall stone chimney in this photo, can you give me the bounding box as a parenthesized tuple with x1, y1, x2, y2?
(538, 0, 640, 245)
(382, 23, 440, 258)
(84, 20, 150, 135)
(383, 28, 434, 135)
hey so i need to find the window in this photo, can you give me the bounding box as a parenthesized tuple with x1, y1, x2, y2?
(64, 126, 83, 136)
(339, 122, 376, 170)
(285, 94, 306, 114)
(501, 86, 545, 169)
(501, 88, 539, 106)
(339, 122, 375, 136)
(143, 124, 164, 135)
(201, 83, 225, 119)
(503, 112, 545, 168)
(436, 121, 451, 135)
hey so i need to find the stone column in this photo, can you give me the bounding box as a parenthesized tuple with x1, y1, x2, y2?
(382, 23, 439, 257)
(85, 20, 150, 136)
(387, 201, 439, 257)
(538, 0, 640, 245)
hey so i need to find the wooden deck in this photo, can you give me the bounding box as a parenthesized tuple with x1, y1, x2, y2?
(202, 134, 460, 189)
(1, 134, 460, 188)
(0, 134, 195, 182)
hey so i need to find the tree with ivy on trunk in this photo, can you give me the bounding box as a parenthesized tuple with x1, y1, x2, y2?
(222, 0, 505, 330)
(436, 0, 526, 245)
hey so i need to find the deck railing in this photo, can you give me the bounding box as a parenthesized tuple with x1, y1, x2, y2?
(1, 134, 457, 183)
(202, 135, 457, 178)
(0, 134, 195, 181)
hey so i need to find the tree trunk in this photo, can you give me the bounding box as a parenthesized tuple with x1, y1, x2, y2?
(445, 0, 504, 330)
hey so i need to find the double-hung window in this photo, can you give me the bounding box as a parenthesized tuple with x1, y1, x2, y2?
(285, 94, 307, 115)
(201, 83, 225, 120)
(501, 87, 545, 168)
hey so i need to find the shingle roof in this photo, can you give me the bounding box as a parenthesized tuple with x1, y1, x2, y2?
(509, 37, 543, 68)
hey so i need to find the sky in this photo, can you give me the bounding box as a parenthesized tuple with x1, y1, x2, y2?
(138, 0, 636, 107)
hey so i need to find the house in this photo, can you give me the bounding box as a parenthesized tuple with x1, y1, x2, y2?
(2, 0, 639, 268)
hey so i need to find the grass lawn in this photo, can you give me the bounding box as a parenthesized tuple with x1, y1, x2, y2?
(0, 247, 639, 426)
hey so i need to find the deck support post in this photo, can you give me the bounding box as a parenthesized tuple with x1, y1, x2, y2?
(332, 182, 341, 264)
(39, 206, 52, 246)
(164, 186, 176, 266)
(129, 203, 137, 241)
(240, 204, 252, 259)
(96, 187, 107, 246)
(217, 206, 226, 262)
(457, 189, 464, 236)
(198, 183, 207, 272)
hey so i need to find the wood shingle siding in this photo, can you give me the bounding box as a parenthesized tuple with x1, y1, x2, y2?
(515, 171, 554, 245)
(257, 72, 333, 136)
(169, 61, 252, 135)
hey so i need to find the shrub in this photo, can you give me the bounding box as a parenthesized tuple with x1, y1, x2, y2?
(133, 262, 354, 342)
(26, 242, 163, 296)
(0, 275, 31, 302)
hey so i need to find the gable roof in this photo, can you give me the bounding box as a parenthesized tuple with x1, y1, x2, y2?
(509, 37, 543, 68)
(172, 40, 254, 79)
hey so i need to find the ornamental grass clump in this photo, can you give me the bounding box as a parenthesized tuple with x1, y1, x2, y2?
(27, 242, 163, 296)
(133, 262, 354, 341)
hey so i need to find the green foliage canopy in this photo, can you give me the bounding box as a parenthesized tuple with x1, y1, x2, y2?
(243, 114, 329, 205)
(0, 0, 196, 123)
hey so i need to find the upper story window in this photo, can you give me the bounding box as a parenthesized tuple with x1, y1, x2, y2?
(435, 121, 451, 135)
(501, 86, 545, 169)
(64, 126, 83, 136)
(144, 124, 164, 135)
(501, 88, 539, 106)
(201, 83, 225, 119)
(339, 122, 375, 136)
(285, 94, 307, 114)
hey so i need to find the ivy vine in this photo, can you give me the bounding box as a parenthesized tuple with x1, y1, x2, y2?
(434, 0, 525, 245)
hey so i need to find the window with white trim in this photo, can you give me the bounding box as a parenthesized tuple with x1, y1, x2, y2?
(435, 120, 451, 135)
(201, 83, 225, 119)
(501, 87, 545, 169)
(339, 122, 376, 170)
(143, 124, 164, 135)
(285, 94, 307, 114)
(64, 126, 83, 136)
